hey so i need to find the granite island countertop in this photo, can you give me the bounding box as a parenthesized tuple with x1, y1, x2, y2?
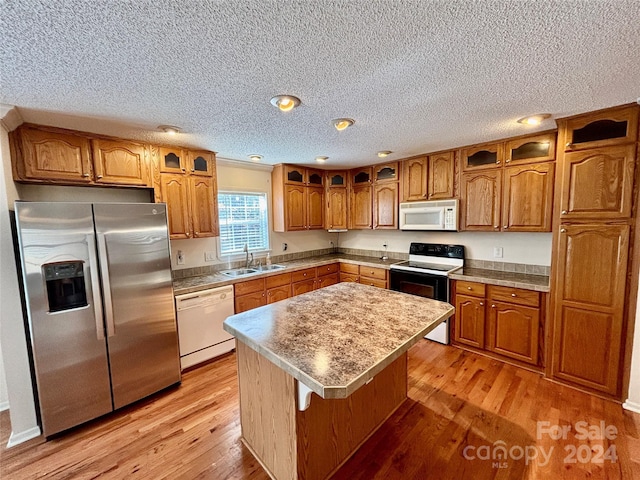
(449, 267, 550, 292)
(173, 253, 402, 295)
(223, 282, 454, 399)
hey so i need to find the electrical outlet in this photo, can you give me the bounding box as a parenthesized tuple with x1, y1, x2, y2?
(177, 250, 185, 265)
(493, 247, 503, 258)
(204, 251, 216, 262)
(282, 243, 288, 251)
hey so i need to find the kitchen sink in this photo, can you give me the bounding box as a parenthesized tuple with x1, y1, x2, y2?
(259, 264, 286, 271)
(221, 268, 259, 277)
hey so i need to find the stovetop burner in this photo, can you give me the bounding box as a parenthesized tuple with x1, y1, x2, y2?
(390, 243, 465, 276)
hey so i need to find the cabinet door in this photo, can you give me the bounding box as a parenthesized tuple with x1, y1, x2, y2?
(453, 295, 485, 348)
(285, 185, 307, 231)
(20, 127, 92, 182)
(487, 302, 539, 365)
(316, 273, 339, 289)
(461, 142, 504, 171)
(326, 187, 348, 230)
(351, 167, 372, 185)
(190, 176, 219, 238)
(505, 132, 556, 165)
(374, 162, 399, 183)
(349, 185, 372, 229)
(160, 174, 192, 239)
(187, 150, 215, 177)
(428, 151, 455, 199)
(327, 171, 347, 188)
(460, 171, 502, 231)
(292, 279, 316, 296)
(266, 285, 291, 304)
(551, 224, 630, 395)
(235, 291, 266, 313)
(92, 139, 149, 186)
(559, 145, 635, 221)
(402, 156, 428, 201)
(306, 186, 325, 230)
(560, 105, 638, 151)
(502, 163, 554, 232)
(373, 183, 398, 229)
(307, 169, 324, 187)
(159, 147, 186, 174)
(284, 165, 306, 185)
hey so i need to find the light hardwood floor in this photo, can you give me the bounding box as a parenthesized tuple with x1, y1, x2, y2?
(1, 341, 639, 479)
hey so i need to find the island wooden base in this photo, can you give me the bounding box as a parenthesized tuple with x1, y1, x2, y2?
(236, 341, 408, 480)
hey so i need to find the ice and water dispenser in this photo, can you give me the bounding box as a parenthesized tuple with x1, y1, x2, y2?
(42, 261, 88, 312)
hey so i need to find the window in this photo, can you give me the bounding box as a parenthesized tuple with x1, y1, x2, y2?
(218, 192, 269, 255)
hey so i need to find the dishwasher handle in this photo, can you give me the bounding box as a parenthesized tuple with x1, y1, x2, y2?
(176, 287, 234, 311)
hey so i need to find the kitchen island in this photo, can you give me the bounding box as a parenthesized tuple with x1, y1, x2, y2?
(223, 282, 454, 480)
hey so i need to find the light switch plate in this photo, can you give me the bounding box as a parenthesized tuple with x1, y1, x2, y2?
(177, 250, 185, 265)
(493, 247, 503, 258)
(204, 251, 216, 262)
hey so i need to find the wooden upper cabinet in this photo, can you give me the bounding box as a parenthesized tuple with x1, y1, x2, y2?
(284, 185, 307, 231)
(461, 142, 504, 171)
(327, 171, 347, 188)
(373, 183, 398, 229)
(502, 163, 554, 232)
(559, 145, 635, 220)
(551, 224, 630, 395)
(307, 169, 324, 187)
(284, 165, 306, 185)
(272, 164, 325, 232)
(17, 127, 92, 183)
(190, 176, 219, 238)
(307, 186, 325, 229)
(505, 132, 556, 166)
(402, 156, 428, 201)
(428, 151, 455, 199)
(349, 184, 372, 229)
(160, 174, 192, 239)
(560, 105, 639, 151)
(187, 150, 215, 177)
(326, 187, 348, 230)
(92, 139, 149, 186)
(159, 147, 186, 174)
(373, 162, 399, 183)
(460, 171, 502, 231)
(351, 167, 372, 185)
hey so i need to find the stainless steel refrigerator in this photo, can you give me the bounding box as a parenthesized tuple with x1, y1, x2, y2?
(14, 202, 181, 437)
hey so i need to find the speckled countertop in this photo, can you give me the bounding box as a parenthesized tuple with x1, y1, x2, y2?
(173, 253, 401, 296)
(223, 282, 454, 399)
(449, 267, 550, 292)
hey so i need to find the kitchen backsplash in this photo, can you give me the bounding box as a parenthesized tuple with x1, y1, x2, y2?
(172, 248, 549, 279)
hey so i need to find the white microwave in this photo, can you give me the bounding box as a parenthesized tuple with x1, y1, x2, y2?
(399, 199, 458, 231)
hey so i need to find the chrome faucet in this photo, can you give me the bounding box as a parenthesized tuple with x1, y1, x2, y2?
(244, 244, 254, 268)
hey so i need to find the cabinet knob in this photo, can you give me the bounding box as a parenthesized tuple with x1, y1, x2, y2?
(303, 273, 307, 276)
(97, 174, 103, 179)
(496, 160, 501, 164)
(491, 304, 496, 308)
(268, 292, 272, 296)
(181, 168, 186, 172)
(194, 232, 199, 236)
(262, 293, 265, 297)
(506, 158, 511, 163)
(503, 225, 508, 229)
(467, 286, 472, 290)
(565, 142, 573, 149)
(480, 302, 484, 306)
(511, 293, 516, 297)
(561, 210, 567, 215)
(83, 173, 90, 177)
(560, 228, 567, 233)
(191, 169, 194, 172)
(494, 225, 499, 229)
(185, 232, 190, 237)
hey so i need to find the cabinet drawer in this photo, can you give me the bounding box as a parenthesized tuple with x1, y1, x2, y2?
(265, 272, 291, 289)
(359, 266, 387, 280)
(488, 285, 540, 307)
(456, 281, 486, 297)
(339, 263, 359, 274)
(359, 277, 387, 289)
(317, 263, 339, 276)
(234, 278, 265, 296)
(292, 267, 316, 283)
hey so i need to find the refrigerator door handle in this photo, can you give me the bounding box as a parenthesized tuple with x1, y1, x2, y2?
(96, 233, 116, 338)
(87, 234, 105, 340)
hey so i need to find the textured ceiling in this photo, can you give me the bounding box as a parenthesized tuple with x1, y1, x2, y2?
(1, 0, 639, 168)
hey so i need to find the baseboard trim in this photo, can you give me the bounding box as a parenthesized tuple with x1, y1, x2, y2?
(7, 426, 41, 448)
(0, 401, 9, 412)
(622, 399, 640, 414)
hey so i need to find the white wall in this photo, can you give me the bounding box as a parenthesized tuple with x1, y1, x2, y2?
(340, 229, 553, 265)
(169, 159, 333, 270)
(624, 275, 640, 413)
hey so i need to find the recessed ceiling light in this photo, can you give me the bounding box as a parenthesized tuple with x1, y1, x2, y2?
(158, 125, 181, 135)
(270, 95, 301, 112)
(377, 150, 392, 158)
(248, 154, 263, 162)
(333, 118, 355, 131)
(517, 114, 551, 126)
(315, 156, 328, 163)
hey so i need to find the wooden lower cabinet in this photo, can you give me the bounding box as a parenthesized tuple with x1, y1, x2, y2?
(359, 266, 388, 289)
(550, 223, 630, 395)
(292, 279, 315, 296)
(267, 285, 291, 304)
(452, 281, 543, 368)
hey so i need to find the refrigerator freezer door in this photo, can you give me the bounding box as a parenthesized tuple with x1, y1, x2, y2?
(93, 203, 180, 409)
(14, 202, 112, 436)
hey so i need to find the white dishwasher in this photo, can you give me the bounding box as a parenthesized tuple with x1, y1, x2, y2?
(175, 285, 235, 370)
